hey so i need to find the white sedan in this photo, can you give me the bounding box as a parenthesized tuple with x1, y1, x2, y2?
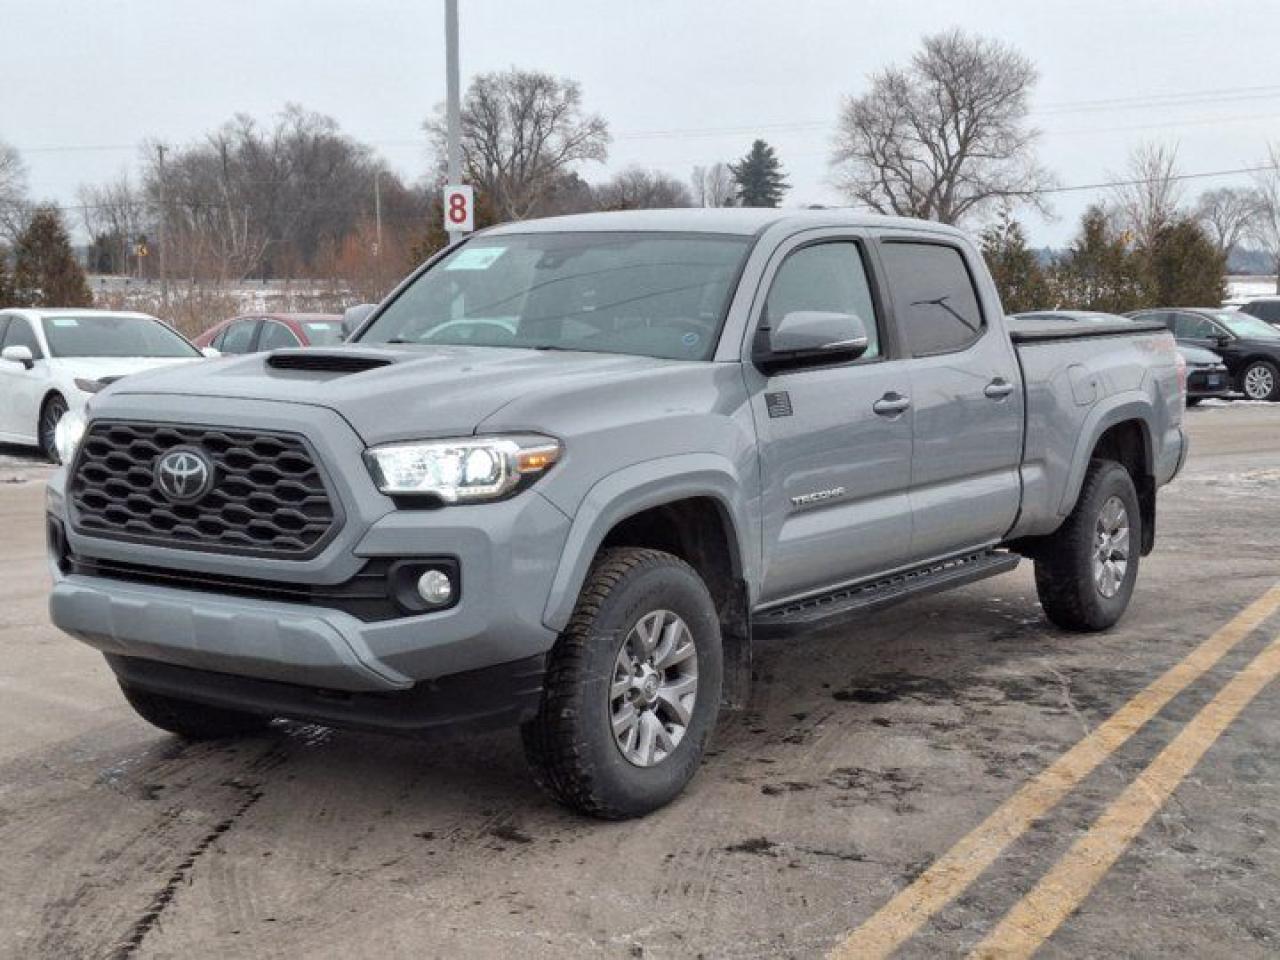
(0, 309, 210, 461)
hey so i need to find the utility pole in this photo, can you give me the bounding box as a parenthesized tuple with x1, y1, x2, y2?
(156, 143, 168, 308)
(374, 169, 382, 257)
(445, 0, 462, 244)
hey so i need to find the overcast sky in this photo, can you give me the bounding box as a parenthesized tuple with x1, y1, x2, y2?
(4, 0, 1278, 247)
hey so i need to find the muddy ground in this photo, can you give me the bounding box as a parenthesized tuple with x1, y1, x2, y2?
(1, 404, 1278, 959)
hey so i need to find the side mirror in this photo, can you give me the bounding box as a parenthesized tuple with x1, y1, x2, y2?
(1213, 333, 1231, 348)
(765, 311, 869, 366)
(1, 345, 34, 369)
(341, 303, 377, 339)
(201, 346, 221, 358)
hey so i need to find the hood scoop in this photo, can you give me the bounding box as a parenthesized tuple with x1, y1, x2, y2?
(267, 350, 394, 374)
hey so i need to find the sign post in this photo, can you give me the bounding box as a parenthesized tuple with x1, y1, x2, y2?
(444, 0, 465, 242)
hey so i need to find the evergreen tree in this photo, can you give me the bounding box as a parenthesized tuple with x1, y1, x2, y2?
(13, 205, 92, 307)
(1141, 217, 1225, 307)
(980, 208, 1049, 313)
(730, 140, 789, 208)
(1051, 205, 1145, 313)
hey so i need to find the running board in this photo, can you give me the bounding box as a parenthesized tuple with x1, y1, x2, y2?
(752, 550, 1020, 638)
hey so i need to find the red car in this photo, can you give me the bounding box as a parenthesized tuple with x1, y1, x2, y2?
(194, 313, 346, 354)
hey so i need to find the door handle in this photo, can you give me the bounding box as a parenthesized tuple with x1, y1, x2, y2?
(873, 392, 911, 416)
(984, 378, 1016, 399)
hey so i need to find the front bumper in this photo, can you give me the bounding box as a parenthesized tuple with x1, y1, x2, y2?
(46, 394, 572, 698)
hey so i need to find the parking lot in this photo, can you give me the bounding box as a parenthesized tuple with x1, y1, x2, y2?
(0, 402, 1277, 959)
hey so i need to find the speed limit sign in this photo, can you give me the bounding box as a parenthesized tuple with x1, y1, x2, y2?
(443, 184, 474, 233)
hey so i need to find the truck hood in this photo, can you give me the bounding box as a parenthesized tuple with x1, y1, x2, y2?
(104, 345, 680, 443)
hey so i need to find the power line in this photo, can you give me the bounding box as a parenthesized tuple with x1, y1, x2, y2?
(1040, 163, 1278, 195)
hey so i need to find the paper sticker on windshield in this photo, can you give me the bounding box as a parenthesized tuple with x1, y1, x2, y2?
(445, 246, 506, 271)
(50, 317, 80, 327)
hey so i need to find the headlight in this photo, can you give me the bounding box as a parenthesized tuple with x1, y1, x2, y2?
(364, 435, 562, 502)
(53, 410, 87, 465)
(74, 377, 105, 394)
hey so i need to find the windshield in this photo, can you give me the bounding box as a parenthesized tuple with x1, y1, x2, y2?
(302, 321, 346, 346)
(1214, 311, 1280, 340)
(357, 231, 752, 360)
(41, 315, 200, 358)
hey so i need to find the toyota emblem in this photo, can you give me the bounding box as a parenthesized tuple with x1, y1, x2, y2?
(155, 447, 214, 503)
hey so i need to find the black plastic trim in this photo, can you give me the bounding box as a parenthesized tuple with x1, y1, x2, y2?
(106, 652, 547, 736)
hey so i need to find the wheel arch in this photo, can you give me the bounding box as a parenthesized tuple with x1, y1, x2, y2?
(542, 455, 757, 708)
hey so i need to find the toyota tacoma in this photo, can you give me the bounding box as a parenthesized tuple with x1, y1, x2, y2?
(46, 209, 1187, 818)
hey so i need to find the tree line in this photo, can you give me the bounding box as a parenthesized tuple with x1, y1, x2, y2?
(3, 28, 1280, 320)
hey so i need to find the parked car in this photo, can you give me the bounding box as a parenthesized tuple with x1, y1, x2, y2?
(47, 209, 1186, 818)
(1176, 344, 1231, 404)
(1236, 296, 1280, 328)
(1011, 311, 1230, 406)
(194, 313, 346, 354)
(0, 309, 207, 461)
(1127, 307, 1280, 401)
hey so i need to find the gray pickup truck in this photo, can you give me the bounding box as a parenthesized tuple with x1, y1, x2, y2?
(46, 210, 1187, 818)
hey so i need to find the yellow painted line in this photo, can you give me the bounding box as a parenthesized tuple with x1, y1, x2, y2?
(971, 628, 1280, 958)
(828, 582, 1280, 960)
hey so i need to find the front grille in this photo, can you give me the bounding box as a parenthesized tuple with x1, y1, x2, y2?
(67, 553, 459, 622)
(69, 421, 339, 559)
(69, 554, 399, 621)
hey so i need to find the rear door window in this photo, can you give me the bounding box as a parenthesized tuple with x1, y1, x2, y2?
(879, 242, 985, 356)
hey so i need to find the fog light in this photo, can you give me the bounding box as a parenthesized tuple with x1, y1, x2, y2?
(416, 568, 454, 605)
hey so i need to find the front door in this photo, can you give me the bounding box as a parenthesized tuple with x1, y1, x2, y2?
(747, 234, 914, 605)
(876, 238, 1023, 561)
(0, 316, 48, 443)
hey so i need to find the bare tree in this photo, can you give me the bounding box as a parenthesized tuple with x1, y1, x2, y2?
(77, 174, 145, 274)
(595, 167, 692, 210)
(1195, 186, 1260, 260)
(427, 69, 610, 220)
(690, 163, 737, 207)
(1251, 144, 1280, 293)
(1111, 142, 1184, 249)
(0, 139, 30, 244)
(831, 29, 1052, 224)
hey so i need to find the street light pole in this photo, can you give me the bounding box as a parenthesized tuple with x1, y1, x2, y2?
(445, 0, 462, 244)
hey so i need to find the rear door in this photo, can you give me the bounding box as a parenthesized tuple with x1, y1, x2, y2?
(746, 230, 915, 604)
(875, 237, 1023, 561)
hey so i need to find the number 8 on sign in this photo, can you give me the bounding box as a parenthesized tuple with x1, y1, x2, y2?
(443, 184, 474, 233)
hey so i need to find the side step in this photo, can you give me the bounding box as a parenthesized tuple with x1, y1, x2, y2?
(752, 550, 1020, 638)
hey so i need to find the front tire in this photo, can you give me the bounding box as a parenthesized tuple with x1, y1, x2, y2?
(38, 393, 68, 463)
(1034, 459, 1141, 632)
(522, 548, 723, 819)
(120, 683, 272, 740)
(1240, 360, 1280, 402)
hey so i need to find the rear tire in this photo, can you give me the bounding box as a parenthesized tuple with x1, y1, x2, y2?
(522, 547, 723, 819)
(38, 393, 68, 463)
(1240, 360, 1280, 402)
(1185, 397, 1202, 407)
(120, 683, 272, 740)
(1034, 459, 1141, 632)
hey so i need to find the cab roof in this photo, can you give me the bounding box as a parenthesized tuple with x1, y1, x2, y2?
(479, 207, 969, 239)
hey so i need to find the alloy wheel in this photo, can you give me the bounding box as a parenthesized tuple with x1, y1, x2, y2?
(610, 609, 699, 767)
